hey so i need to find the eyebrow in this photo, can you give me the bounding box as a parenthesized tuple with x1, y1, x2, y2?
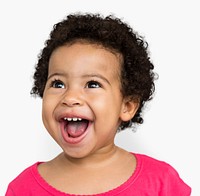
(47, 73, 111, 85)
(82, 74, 111, 85)
(47, 72, 66, 80)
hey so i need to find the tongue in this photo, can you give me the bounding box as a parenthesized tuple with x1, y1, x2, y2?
(65, 120, 88, 138)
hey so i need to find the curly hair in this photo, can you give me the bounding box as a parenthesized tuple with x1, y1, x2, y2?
(31, 13, 156, 130)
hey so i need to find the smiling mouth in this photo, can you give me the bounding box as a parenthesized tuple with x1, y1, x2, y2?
(62, 117, 89, 138)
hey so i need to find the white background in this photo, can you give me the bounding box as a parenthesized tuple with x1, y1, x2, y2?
(0, 0, 199, 195)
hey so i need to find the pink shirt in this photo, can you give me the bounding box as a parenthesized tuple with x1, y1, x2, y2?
(6, 153, 191, 195)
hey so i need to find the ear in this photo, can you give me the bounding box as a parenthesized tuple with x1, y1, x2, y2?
(120, 98, 139, 122)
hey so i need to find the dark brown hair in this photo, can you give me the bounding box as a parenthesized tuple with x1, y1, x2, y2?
(31, 13, 156, 130)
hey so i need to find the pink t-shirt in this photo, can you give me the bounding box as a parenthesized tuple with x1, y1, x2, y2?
(5, 153, 191, 195)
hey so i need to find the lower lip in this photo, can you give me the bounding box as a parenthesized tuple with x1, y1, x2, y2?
(61, 122, 90, 144)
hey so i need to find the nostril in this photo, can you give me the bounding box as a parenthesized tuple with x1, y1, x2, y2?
(62, 100, 81, 107)
(62, 96, 83, 107)
(61, 89, 83, 107)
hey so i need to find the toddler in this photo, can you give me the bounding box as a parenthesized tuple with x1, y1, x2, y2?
(6, 13, 191, 195)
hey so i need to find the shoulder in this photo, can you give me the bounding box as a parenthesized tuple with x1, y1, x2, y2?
(10, 162, 40, 184)
(133, 153, 191, 195)
(6, 162, 42, 195)
(134, 153, 184, 180)
(135, 153, 175, 172)
(133, 153, 179, 183)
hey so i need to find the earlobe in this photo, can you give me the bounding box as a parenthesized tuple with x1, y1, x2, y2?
(120, 98, 139, 122)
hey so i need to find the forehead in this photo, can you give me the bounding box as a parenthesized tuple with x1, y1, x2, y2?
(49, 42, 123, 77)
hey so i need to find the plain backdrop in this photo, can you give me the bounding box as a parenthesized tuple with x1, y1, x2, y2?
(0, 0, 199, 195)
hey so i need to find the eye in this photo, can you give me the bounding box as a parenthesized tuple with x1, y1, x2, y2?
(86, 80, 101, 88)
(51, 80, 65, 89)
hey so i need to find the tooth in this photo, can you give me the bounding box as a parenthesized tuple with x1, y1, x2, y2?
(63, 117, 82, 121)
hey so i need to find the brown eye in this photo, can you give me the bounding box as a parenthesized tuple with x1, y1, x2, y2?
(86, 81, 101, 88)
(51, 80, 65, 88)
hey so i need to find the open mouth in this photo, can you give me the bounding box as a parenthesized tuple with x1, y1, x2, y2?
(62, 117, 89, 139)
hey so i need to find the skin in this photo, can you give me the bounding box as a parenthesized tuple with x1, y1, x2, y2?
(39, 42, 139, 194)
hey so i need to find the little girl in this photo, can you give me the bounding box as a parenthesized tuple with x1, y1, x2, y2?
(6, 13, 191, 195)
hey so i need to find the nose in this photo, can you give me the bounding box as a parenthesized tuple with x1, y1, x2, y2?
(61, 89, 83, 107)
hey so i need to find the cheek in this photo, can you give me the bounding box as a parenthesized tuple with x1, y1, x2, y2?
(42, 98, 53, 126)
(90, 94, 122, 119)
(89, 94, 109, 110)
(41, 102, 48, 128)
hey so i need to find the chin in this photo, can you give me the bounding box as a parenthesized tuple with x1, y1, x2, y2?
(62, 148, 93, 159)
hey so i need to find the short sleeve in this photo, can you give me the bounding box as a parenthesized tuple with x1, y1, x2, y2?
(5, 185, 15, 196)
(166, 165, 191, 196)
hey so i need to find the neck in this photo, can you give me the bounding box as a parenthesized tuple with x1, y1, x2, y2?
(57, 144, 123, 169)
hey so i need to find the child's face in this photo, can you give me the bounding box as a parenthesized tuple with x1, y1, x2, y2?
(42, 42, 137, 158)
